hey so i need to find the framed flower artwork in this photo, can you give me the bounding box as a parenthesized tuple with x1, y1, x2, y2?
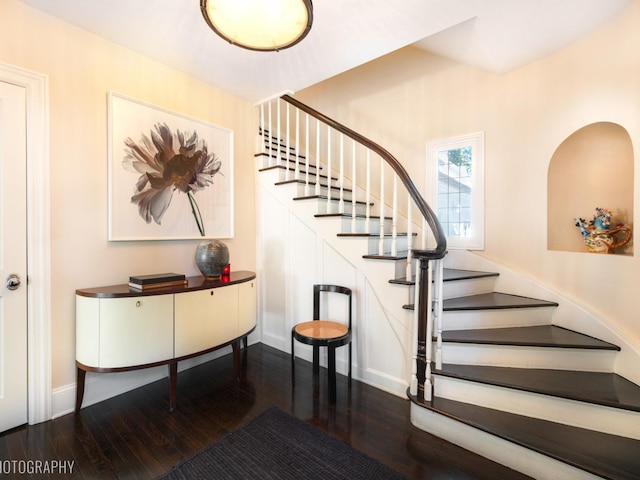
(108, 91, 234, 241)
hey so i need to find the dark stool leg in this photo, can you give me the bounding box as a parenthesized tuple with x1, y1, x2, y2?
(328, 345, 336, 404)
(348, 342, 352, 385)
(312, 344, 320, 388)
(291, 331, 295, 387)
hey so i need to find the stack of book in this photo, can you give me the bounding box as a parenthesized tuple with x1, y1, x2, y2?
(128, 273, 187, 291)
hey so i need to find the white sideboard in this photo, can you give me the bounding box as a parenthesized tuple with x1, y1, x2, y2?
(75, 271, 256, 411)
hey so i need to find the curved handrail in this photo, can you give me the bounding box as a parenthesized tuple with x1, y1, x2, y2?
(282, 94, 446, 258)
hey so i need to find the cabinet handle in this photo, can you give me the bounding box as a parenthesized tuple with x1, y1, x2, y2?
(136, 300, 142, 307)
(210, 291, 214, 296)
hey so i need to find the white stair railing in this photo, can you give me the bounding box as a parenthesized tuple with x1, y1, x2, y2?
(258, 95, 447, 403)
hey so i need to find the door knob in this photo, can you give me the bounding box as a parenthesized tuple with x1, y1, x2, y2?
(6, 274, 21, 291)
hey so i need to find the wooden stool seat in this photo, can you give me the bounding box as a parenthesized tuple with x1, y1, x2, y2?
(294, 320, 348, 341)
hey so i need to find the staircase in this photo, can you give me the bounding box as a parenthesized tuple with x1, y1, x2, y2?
(255, 95, 640, 480)
(405, 269, 640, 480)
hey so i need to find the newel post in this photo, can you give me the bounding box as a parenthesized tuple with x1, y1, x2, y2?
(415, 256, 434, 401)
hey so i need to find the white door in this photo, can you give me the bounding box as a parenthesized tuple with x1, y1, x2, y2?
(0, 81, 28, 432)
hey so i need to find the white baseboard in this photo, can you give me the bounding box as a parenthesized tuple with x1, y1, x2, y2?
(53, 344, 244, 419)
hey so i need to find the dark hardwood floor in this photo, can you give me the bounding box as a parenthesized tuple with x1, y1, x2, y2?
(0, 343, 532, 479)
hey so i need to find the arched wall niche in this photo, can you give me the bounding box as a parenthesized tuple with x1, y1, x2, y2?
(547, 122, 634, 254)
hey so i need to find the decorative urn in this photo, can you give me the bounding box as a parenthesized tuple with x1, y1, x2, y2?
(195, 239, 229, 278)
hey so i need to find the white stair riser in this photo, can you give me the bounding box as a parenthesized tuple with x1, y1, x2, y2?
(256, 162, 299, 184)
(443, 277, 497, 299)
(433, 376, 640, 440)
(443, 307, 554, 330)
(366, 235, 411, 255)
(294, 183, 362, 201)
(262, 144, 306, 160)
(405, 275, 497, 305)
(257, 152, 313, 171)
(410, 404, 604, 480)
(340, 216, 392, 235)
(314, 198, 369, 216)
(258, 165, 322, 185)
(441, 343, 616, 372)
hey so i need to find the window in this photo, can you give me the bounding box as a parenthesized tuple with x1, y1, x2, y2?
(427, 133, 484, 250)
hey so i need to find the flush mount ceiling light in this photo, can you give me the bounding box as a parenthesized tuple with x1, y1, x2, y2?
(200, 0, 313, 52)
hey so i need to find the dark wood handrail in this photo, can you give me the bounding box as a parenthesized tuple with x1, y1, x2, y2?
(282, 94, 446, 258)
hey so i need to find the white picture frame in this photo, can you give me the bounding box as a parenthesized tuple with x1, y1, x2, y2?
(108, 91, 234, 241)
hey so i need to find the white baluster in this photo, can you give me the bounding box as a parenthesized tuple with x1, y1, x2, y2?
(339, 133, 345, 214)
(295, 107, 300, 180)
(422, 218, 427, 250)
(351, 140, 357, 233)
(365, 149, 371, 234)
(267, 101, 273, 167)
(378, 156, 385, 255)
(259, 103, 265, 155)
(406, 200, 413, 281)
(285, 103, 291, 181)
(315, 120, 321, 196)
(276, 100, 282, 168)
(327, 128, 332, 211)
(392, 174, 398, 256)
(304, 113, 310, 196)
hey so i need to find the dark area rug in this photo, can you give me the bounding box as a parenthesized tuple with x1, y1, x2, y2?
(157, 407, 407, 479)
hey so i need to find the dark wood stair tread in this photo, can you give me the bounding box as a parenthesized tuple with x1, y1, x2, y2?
(314, 213, 392, 220)
(403, 292, 558, 311)
(436, 364, 640, 412)
(442, 268, 500, 281)
(337, 232, 417, 238)
(410, 395, 640, 480)
(391, 268, 499, 285)
(275, 179, 350, 192)
(292, 194, 372, 206)
(258, 164, 330, 178)
(442, 325, 620, 350)
(444, 292, 559, 311)
(363, 251, 409, 261)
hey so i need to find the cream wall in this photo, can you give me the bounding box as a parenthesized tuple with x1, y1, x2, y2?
(0, 0, 256, 390)
(295, 2, 640, 352)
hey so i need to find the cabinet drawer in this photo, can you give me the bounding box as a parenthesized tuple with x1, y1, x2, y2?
(99, 295, 174, 368)
(238, 279, 257, 336)
(174, 285, 239, 358)
(76, 296, 100, 367)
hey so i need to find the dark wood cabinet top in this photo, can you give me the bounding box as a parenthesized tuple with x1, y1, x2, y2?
(76, 271, 256, 299)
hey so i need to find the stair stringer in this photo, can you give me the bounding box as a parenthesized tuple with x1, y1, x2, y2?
(256, 167, 421, 398)
(444, 249, 640, 386)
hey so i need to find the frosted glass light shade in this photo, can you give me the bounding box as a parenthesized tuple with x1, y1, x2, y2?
(201, 0, 313, 52)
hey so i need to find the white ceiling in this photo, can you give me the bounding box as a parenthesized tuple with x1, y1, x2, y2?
(18, 0, 630, 103)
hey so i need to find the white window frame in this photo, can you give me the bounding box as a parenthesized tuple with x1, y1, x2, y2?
(427, 132, 484, 250)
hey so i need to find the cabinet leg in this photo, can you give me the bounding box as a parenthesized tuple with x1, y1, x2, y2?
(168, 362, 177, 412)
(241, 335, 248, 371)
(75, 367, 86, 413)
(232, 340, 241, 380)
